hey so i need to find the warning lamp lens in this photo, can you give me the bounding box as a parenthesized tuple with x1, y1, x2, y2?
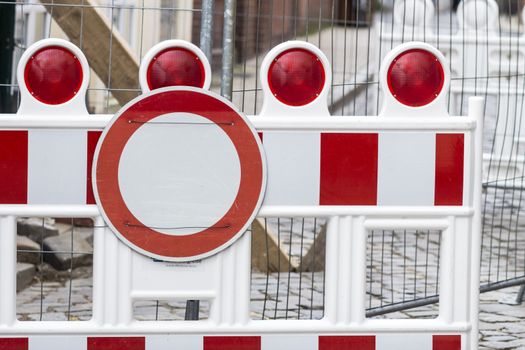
(387, 49, 444, 107)
(268, 48, 325, 106)
(147, 47, 205, 90)
(24, 46, 83, 105)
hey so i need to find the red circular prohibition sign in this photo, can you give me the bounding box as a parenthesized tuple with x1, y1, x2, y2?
(94, 88, 265, 260)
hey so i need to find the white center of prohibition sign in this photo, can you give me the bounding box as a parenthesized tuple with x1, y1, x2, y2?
(118, 112, 241, 236)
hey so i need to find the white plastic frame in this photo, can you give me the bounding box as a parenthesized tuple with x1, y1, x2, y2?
(139, 40, 212, 92)
(17, 38, 90, 116)
(379, 41, 451, 118)
(259, 40, 332, 117)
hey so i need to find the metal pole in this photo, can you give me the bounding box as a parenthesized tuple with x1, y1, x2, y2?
(199, 0, 214, 64)
(0, 0, 16, 113)
(184, 300, 200, 320)
(516, 284, 525, 304)
(220, 0, 236, 100)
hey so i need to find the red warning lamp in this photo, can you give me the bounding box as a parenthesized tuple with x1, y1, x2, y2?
(24, 46, 83, 105)
(387, 49, 444, 107)
(147, 47, 205, 90)
(268, 48, 325, 106)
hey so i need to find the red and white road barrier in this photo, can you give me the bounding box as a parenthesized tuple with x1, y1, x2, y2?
(0, 38, 483, 350)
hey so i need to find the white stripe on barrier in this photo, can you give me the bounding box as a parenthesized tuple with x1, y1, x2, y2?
(378, 132, 436, 206)
(29, 335, 86, 350)
(376, 334, 431, 350)
(146, 335, 202, 350)
(27, 130, 87, 204)
(263, 132, 321, 205)
(261, 334, 317, 350)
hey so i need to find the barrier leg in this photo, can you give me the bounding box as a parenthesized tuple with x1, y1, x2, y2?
(0, 215, 17, 326)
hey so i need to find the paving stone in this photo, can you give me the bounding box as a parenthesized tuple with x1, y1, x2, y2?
(402, 309, 439, 318)
(481, 341, 519, 349)
(16, 263, 36, 292)
(502, 323, 525, 333)
(17, 218, 59, 243)
(42, 234, 93, 270)
(479, 313, 522, 323)
(493, 308, 525, 318)
(479, 320, 506, 331)
(502, 340, 525, 348)
(16, 235, 41, 265)
(55, 223, 94, 246)
(485, 335, 519, 342)
(481, 330, 511, 337)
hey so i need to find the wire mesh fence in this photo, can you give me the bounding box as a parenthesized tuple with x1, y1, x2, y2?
(251, 218, 326, 320)
(366, 229, 441, 318)
(16, 218, 94, 321)
(1, 0, 525, 321)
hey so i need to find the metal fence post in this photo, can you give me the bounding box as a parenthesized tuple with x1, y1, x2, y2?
(220, 0, 236, 100)
(0, 0, 16, 113)
(185, 300, 200, 320)
(199, 0, 214, 64)
(516, 284, 525, 304)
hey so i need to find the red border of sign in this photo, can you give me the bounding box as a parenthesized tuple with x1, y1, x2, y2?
(94, 88, 265, 260)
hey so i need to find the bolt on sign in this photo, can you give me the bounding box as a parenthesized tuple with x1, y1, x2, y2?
(0, 38, 483, 350)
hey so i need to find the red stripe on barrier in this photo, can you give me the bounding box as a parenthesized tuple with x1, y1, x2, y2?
(204, 336, 261, 350)
(258, 132, 263, 142)
(87, 337, 145, 350)
(320, 133, 378, 205)
(435, 134, 464, 205)
(86, 131, 102, 204)
(0, 338, 28, 350)
(0, 131, 28, 204)
(432, 335, 461, 350)
(319, 335, 375, 350)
